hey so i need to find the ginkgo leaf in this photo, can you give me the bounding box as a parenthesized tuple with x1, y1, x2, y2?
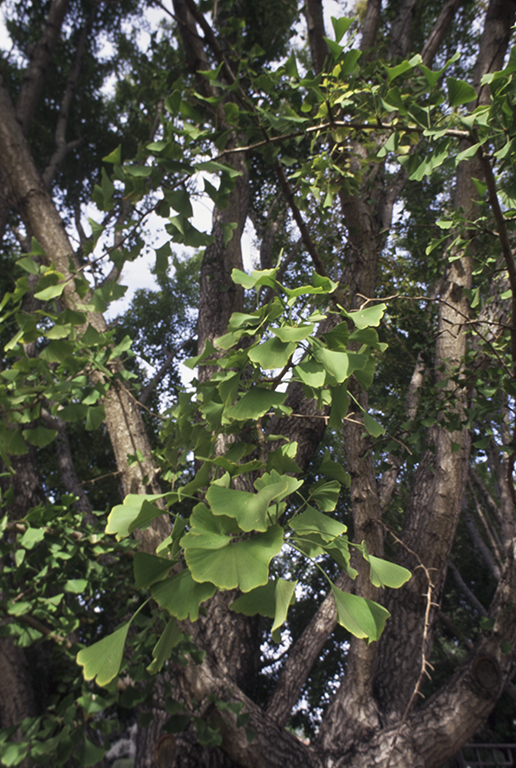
(290, 504, 347, 541)
(271, 579, 297, 640)
(332, 586, 390, 642)
(248, 337, 296, 370)
(361, 544, 411, 589)
(185, 525, 284, 592)
(206, 477, 299, 532)
(77, 623, 130, 687)
(225, 387, 287, 420)
(106, 494, 167, 540)
(147, 617, 183, 674)
(151, 569, 216, 621)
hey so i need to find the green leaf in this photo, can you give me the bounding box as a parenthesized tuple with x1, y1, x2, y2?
(17, 256, 39, 275)
(294, 359, 327, 387)
(248, 337, 296, 370)
(309, 480, 341, 511)
(133, 552, 172, 588)
(22, 426, 57, 447)
(85, 405, 105, 431)
(151, 569, 216, 621)
(147, 617, 183, 674)
(0, 742, 29, 767)
(206, 476, 301, 532)
(290, 504, 347, 541)
(284, 51, 299, 78)
(447, 77, 477, 106)
(58, 404, 88, 422)
(34, 282, 66, 301)
(331, 16, 354, 43)
(361, 545, 411, 588)
(455, 142, 481, 165)
(20, 527, 45, 549)
(103, 145, 122, 164)
(318, 451, 350, 485)
(77, 622, 131, 686)
(128, 499, 169, 535)
(64, 579, 88, 594)
(40, 340, 75, 363)
(328, 384, 350, 428)
(384, 54, 421, 82)
(272, 324, 314, 342)
(106, 494, 167, 540)
(283, 272, 338, 299)
(332, 586, 390, 641)
(164, 91, 181, 115)
(343, 303, 386, 329)
(75, 739, 106, 767)
(265, 443, 302, 475)
(231, 268, 277, 290)
(313, 347, 349, 383)
(195, 719, 222, 747)
(271, 579, 297, 640)
(184, 520, 284, 592)
(364, 412, 385, 437)
(230, 580, 277, 618)
(225, 387, 287, 420)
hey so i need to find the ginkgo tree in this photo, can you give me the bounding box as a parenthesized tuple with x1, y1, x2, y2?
(1, 1, 516, 768)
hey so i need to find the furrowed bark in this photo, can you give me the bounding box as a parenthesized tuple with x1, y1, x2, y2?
(40, 410, 94, 520)
(317, 395, 384, 750)
(0, 0, 71, 243)
(387, 0, 419, 60)
(360, 0, 382, 53)
(0, 450, 43, 764)
(174, 655, 324, 768)
(305, 0, 329, 74)
(373, 0, 516, 724)
(197, 145, 249, 362)
(15, 0, 71, 134)
(408, 537, 516, 768)
(145, 11, 259, 768)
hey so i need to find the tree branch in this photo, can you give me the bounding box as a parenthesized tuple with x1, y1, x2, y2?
(266, 571, 352, 725)
(447, 559, 488, 617)
(40, 408, 94, 520)
(464, 513, 502, 581)
(174, 654, 324, 768)
(15, 0, 71, 134)
(360, 0, 382, 53)
(422, 0, 464, 66)
(305, 0, 329, 75)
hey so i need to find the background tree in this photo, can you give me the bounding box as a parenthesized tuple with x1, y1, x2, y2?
(1, 2, 516, 768)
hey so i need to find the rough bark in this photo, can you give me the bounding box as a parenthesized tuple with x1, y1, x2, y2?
(387, 0, 419, 60)
(0, 0, 71, 243)
(197, 145, 249, 362)
(360, 0, 382, 53)
(372, 0, 516, 725)
(305, 0, 329, 74)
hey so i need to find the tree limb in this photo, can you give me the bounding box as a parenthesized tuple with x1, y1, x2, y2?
(15, 0, 71, 134)
(266, 570, 352, 726)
